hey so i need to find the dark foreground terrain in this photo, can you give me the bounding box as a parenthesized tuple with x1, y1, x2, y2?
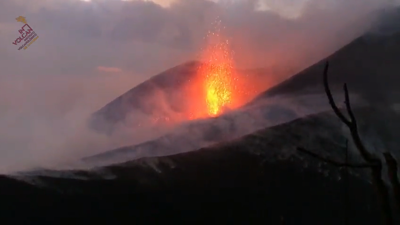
(1, 109, 394, 224)
(0, 161, 380, 224)
(0, 160, 381, 224)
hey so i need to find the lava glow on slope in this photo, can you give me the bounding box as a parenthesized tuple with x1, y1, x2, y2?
(198, 21, 238, 117)
(150, 21, 266, 125)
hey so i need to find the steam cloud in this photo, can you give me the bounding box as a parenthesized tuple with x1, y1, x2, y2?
(0, 0, 398, 173)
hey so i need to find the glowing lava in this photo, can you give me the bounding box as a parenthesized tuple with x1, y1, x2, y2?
(198, 21, 237, 117)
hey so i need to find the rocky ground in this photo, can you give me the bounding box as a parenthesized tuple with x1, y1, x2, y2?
(2, 107, 397, 224)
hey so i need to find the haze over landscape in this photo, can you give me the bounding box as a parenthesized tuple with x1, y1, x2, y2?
(1, 0, 400, 224)
(0, 0, 397, 172)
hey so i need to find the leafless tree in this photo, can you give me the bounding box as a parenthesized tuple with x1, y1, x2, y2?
(297, 61, 400, 225)
(323, 61, 400, 225)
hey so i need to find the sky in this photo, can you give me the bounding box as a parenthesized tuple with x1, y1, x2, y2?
(0, 0, 398, 172)
(0, 0, 395, 109)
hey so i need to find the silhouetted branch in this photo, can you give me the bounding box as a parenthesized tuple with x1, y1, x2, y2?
(324, 62, 375, 163)
(344, 84, 358, 128)
(323, 62, 351, 126)
(323, 62, 393, 225)
(344, 139, 349, 225)
(383, 152, 400, 213)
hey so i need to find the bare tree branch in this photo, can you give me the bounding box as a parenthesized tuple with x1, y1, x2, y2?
(343, 83, 377, 163)
(383, 152, 400, 213)
(343, 84, 358, 128)
(323, 61, 393, 225)
(344, 139, 349, 225)
(323, 62, 351, 126)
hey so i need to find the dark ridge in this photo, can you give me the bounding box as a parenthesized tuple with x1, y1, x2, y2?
(249, 28, 400, 107)
(3, 106, 400, 223)
(83, 101, 400, 167)
(0, 144, 381, 224)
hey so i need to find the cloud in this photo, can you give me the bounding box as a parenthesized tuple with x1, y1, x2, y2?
(97, 66, 123, 73)
(1, 0, 395, 76)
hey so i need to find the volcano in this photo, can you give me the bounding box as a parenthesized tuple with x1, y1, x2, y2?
(86, 9, 400, 166)
(89, 61, 287, 134)
(2, 8, 400, 225)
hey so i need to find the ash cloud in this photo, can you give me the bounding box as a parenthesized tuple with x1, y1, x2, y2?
(0, 0, 398, 173)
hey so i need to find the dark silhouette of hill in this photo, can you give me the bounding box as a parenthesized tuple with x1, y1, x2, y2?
(250, 22, 400, 107)
(4, 107, 399, 224)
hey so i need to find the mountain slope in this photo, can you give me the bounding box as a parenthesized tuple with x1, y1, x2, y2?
(4, 106, 400, 224)
(250, 29, 400, 106)
(89, 61, 284, 134)
(89, 61, 200, 134)
(83, 93, 336, 165)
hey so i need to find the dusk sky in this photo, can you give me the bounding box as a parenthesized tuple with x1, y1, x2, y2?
(1, 0, 393, 77)
(0, 0, 394, 110)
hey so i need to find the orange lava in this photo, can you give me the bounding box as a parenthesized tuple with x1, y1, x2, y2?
(165, 20, 269, 123)
(198, 21, 237, 117)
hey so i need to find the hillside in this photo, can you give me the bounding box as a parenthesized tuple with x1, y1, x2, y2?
(84, 14, 400, 176)
(4, 107, 399, 224)
(250, 29, 400, 107)
(89, 61, 286, 134)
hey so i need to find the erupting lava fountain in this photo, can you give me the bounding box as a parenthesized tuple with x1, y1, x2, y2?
(188, 20, 243, 119)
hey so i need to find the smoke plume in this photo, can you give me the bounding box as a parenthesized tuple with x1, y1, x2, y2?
(0, 0, 398, 172)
